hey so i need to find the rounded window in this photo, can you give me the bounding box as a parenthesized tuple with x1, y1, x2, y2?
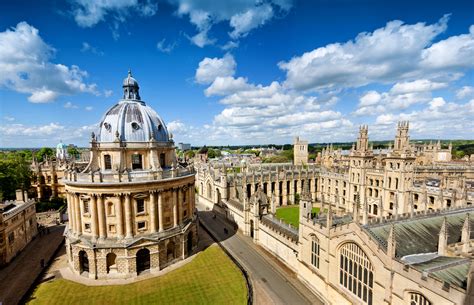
(104, 122, 111, 132)
(131, 122, 140, 131)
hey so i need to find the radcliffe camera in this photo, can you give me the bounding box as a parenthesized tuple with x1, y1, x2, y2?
(0, 1, 473, 305)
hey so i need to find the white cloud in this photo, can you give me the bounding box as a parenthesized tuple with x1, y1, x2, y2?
(354, 79, 445, 116)
(278, 15, 474, 92)
(85, 106, 93, 111)
(104, 89, 113, 97)
(173, 0, 292, 47)
(371, 98, 474, 139)
(64, 101, 79, 109)
(70, 0, 157, 27)
(221, 40, 239, 50)
(193, 54, 352, 144)
(0, 122, 98, 147)
(81, 42, 104, 55)
(229, 4, 273, 39)
(3, 116, 15, 122)
(0, 22, 98, 103)
(456, 86, 474, 99)
(195, 53, 236, 84)
(156, 38, 177, 53)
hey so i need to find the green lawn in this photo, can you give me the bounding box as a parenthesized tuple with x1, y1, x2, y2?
(275, 205, 321, 228)
(27, 245, 247, 305)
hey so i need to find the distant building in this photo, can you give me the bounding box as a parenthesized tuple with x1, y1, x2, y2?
(0, 190, 37, 266)
(293, 136, 308, 165)
(178, 143, 191, 151)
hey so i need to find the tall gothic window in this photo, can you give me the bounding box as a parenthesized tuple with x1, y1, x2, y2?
(104, 154, 112, 170)
(83, 200, 90, 214)
(311, 235, 320, 269)
(409, 292, 431, 305)
(339, 242, 373, 305)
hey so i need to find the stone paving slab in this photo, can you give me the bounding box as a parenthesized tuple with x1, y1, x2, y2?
(0, 225, 65, 305)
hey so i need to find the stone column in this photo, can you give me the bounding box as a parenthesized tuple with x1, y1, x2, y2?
(116, 194, 124, 239)
(97, 194, 107, 239)
(75, 194, 82, 235)
(67, 192, 74, 233)
(158, 191, 164, 232)
(124, 193, 133, 238)
(178, 188, 183, 224)
(90, 194, 99, 240)
(173, 189, 178, 227)
(188, 186, 193, 217)
(150, 191, 157, 233)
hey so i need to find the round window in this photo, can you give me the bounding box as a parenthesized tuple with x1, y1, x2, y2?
(131, 122, 140, 131)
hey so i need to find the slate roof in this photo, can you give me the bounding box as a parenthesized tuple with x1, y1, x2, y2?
(365, 209, 474, 257)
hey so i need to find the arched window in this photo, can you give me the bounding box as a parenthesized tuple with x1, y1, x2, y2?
(339, 242, 373, 305)
(409, 292, 431, 305)
(373, 204, 378, 215)
(107, 202, 115, 216)
(311, 235, 320, 269)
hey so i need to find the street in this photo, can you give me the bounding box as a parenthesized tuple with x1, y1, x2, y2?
(198, 207, 324, 305)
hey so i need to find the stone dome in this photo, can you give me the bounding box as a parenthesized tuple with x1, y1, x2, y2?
(97, 71, 170, 143)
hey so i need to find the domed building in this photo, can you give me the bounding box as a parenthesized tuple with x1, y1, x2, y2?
(64, 71, 197, 279)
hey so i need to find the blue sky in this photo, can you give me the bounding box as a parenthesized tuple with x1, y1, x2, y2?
(1, 0, 473, 147)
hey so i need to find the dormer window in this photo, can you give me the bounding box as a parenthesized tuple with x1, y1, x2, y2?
(131, 122, 140, 131)
(104, 122, 112, 132)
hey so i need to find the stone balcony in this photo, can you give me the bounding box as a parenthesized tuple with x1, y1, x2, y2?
(64, 166, 195, 184)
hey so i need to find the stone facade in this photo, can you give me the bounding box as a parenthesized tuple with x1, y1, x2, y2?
(293, 136, 308, 165)
(0, 192, 38, 266)
(196, 121, 474, 305)
(64, 72, 198, 280)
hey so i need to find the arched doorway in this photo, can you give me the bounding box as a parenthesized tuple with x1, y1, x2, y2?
(79, 250, 89, 273)
(187, 233, 193, 255)
(136, 249, 150, 274)
(106, 253, 117, 273)
(167, 241, 175, 261)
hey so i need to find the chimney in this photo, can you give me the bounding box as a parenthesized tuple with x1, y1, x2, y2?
(15, 189, 25, 202)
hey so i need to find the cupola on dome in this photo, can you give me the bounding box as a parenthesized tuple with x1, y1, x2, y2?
(97, 70, 170, 143)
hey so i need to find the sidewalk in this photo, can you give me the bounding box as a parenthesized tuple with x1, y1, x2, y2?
(0, 225, 65, 305)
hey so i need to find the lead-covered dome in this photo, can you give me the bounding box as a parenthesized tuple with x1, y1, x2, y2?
(97, 71, 170, 143)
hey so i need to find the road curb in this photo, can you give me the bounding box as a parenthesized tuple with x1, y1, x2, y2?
(199, 218, 254, 305)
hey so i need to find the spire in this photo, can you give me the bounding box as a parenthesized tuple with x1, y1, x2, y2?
(362, 196, 368, 225)
(438, 217, 449, 255)
(326, 201, 333, 230)
(353, 192, 360, 223)
(387, 224, 397, 258)
(462, 214, 471, 253)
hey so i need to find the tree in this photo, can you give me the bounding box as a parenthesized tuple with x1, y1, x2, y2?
(0, 153, 32, 201)
(67, 147, 80, 159)
(208, 148, 221, 159)
(185, 150, 196, 159)
(36, 147, 54, 162)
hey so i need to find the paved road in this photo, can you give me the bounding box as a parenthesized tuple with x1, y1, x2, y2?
(198, 208, 324, 305)
(0, 225, 65, 305)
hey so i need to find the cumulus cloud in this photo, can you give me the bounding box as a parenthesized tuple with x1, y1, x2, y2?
(371, 98, 474, 139)
(173, 0, 292, 47)
(193, 54, 352, 143)
(456, 86, 474, 99)
(0, 22, 98, 103)
(70, 0, 157, 27)
(195, 53, 236, 84)
(229, 4, 273, 39)
(354, 79, 447, 116)
(0, 122, 98, 147)
(279, 15, 474, 92)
